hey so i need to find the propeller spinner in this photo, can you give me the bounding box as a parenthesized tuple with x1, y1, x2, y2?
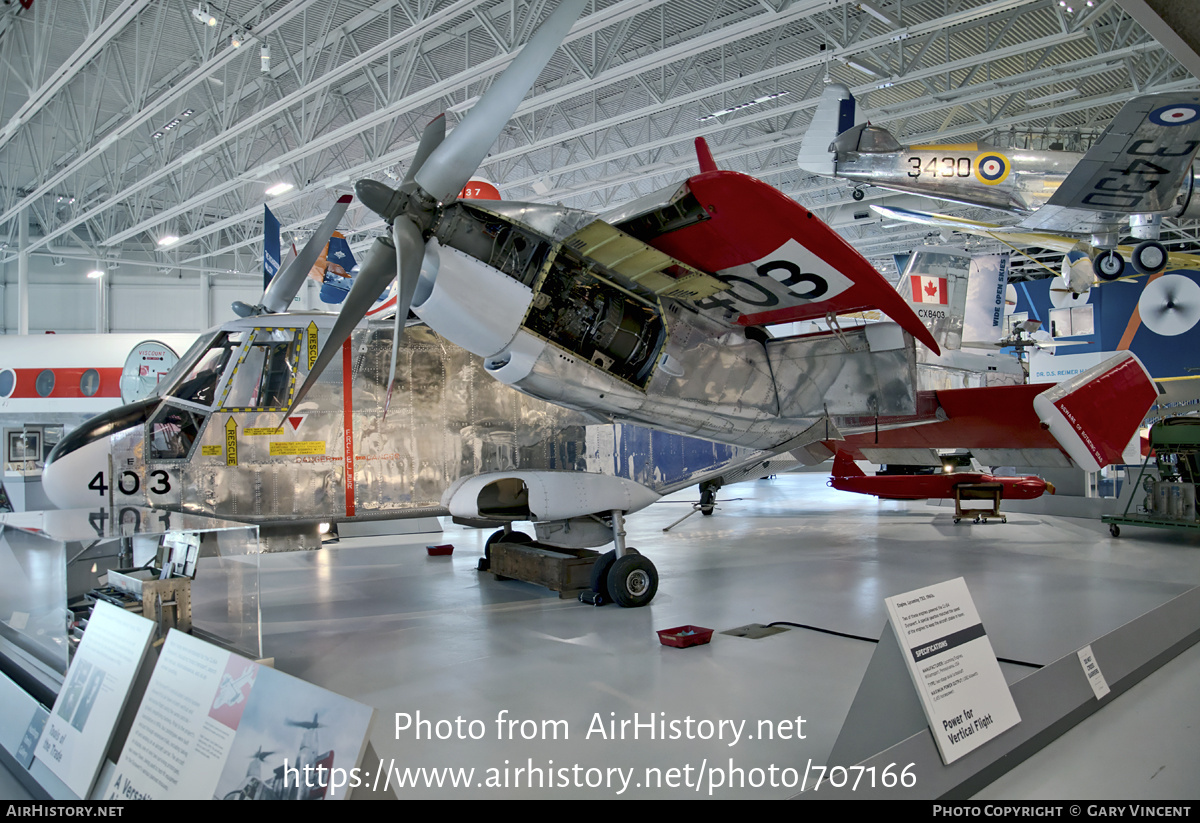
(284, 0, 586, 421)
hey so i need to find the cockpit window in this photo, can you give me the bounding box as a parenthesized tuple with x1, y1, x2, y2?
(147, 404, 207, 461)
(219, 328, 300, 411)
(831, 123, 902, 154)
(161, 332, 244, 407)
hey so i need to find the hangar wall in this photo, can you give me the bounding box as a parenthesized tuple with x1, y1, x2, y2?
(0, 254, 323, 334)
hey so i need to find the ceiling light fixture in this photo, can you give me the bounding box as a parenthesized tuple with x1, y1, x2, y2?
(87, 270, 104, 279)
(158, 235, 180, 247)
(260, 43, 270, 73)
(265, 182, 293, 197)
(231, 30, 243, 48)
(192, 4, 217, 26)
(698, 91, 790, 122)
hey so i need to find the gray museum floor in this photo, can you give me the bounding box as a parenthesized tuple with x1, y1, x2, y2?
(6, 472, 1199, 801)
(238, 472, 1200, 800)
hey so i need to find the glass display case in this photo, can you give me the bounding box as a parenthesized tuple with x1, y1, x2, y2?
(0, 507, 261, 691)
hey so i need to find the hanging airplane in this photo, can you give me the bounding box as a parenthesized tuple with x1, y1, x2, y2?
(796, 83, 1200, 289)
(42, 0, 1159, 609)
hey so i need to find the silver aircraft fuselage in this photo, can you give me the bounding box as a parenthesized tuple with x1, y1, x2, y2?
(42, 314, 762, 524)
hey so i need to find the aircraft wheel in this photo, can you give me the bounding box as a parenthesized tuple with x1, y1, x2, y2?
(1132, 241, 1167, 275)
(480, 529, 533, 572)
(590, 550, 617, 602)
(700, 485, 717, 516)
(851, 188, 865, 201)
(606, 553, 658, 608)
(1093, 249, 1125, 281)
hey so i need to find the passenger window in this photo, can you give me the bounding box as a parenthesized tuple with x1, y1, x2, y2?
(220, 328, 300, 411)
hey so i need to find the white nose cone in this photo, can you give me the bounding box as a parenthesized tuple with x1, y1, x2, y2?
(43, 437, 111, 510)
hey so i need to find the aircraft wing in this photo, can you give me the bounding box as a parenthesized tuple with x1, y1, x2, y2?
(636, 141, 941, 353)
(1044, 92, 1200, 215)
(870, 204, 1200, 273)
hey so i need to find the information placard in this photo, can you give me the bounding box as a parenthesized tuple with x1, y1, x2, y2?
(35, 601, 156, 798)
(884, 577, 1020, 764)
(104, 630, 374, 800)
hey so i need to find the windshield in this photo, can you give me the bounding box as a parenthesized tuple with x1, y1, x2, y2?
(156, 330, 222, 400)
(159, 331, 245, 407)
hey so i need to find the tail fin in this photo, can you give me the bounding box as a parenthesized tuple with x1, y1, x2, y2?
(832, 450, 865, 477)
(263, 205, 282, 290)
(900, 246, 971, 351)
(797, 83, 855, 176)
(1033, 351, 1158, 472)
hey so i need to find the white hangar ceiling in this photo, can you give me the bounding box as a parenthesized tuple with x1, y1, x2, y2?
(1, 0, 1198, 282)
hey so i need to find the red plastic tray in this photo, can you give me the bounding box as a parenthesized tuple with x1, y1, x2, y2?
(426, 544, 454, 556)
(656, 625, 714, 648)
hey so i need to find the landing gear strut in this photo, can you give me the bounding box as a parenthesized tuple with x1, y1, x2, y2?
(582, 510, 658, 607)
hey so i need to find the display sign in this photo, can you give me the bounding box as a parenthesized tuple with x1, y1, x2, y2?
(884, 577, 1020, 764)
(104, 630, 374, 800)
(1077, 644, 1111, 700)
(35, 602, 156, 798)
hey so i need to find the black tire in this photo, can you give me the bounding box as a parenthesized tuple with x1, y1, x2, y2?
(606, 553, 658, 608)
(484, 529, 532, 560)
(700, 486, 716, 516)
(1110, 524, 1120, 537)
(851, 188, 865, 201)
(1093, 249, 1125, 281)
(590, 550, 616, 601)
(1132, 240, 1167, 275)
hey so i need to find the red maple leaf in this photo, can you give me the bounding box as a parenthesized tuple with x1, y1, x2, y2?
(924, 280, 938, 297)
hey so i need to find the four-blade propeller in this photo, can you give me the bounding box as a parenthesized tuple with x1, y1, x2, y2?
(284, 0, 586, 421)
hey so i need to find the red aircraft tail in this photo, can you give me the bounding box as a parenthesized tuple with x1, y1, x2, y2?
(832, 352, 1156, 471)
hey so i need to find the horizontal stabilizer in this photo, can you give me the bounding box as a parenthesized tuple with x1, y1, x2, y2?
(1033, 351, 1158, 472)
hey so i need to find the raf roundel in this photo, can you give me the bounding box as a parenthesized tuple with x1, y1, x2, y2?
(974, 152, 1010, 185)
(1148, 105, 1200, 127)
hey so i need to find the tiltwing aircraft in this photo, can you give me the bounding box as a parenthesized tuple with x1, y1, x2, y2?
(280, 4, 1156, 550)
(797, 83, 1200, 289)
(43, 1, 1157, 609)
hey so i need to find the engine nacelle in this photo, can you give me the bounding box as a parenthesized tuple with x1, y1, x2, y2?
(442, 471, 661, 522)
(411, 241, 533, 358)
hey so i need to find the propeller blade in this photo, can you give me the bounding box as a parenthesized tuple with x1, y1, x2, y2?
(261, 194, 353, 314)
(382, 217, 426, 420)
(284, 233, 399, 417)
(413, 0, 585, 201)
(403, 114, 446, 187)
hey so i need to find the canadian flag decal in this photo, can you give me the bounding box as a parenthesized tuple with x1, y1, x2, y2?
(910, 275, 948, 305)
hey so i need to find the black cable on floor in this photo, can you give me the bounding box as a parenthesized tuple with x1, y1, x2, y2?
(764, 621, 1042, 669)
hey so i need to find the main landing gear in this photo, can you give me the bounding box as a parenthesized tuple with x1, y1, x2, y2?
(1092, 249, 1125, 281)
(582, 510, 659, 608)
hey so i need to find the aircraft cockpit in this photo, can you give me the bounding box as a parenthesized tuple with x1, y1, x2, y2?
(831, 123, 902, 155)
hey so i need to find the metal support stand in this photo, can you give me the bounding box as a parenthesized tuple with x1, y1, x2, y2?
(664, 503, 708, 532)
